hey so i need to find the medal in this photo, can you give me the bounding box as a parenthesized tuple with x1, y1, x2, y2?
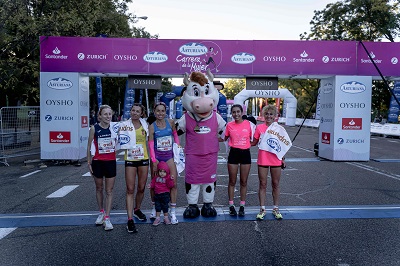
(194, 125, 200, 132)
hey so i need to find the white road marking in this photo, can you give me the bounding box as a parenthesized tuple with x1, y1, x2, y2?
(293, 145, 314, 153)
(346, 162, 400, 181)
(46, 185, 79, 198)
(20, 170, 41, 178)
(0, 228, 17, 239)
(83, 172, 91, 176)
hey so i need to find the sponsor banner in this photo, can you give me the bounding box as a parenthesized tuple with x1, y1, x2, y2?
(342, 118, 362, 130)
(41, 37, 400, 76)
(95, 77, 102, 107)
(128, 75, 161, 90)
(387, 81, 400, 123)
(321, 132, 330, 144)
(217, 92, 227, 122)
(357, 42, 400, 76)
(123, 80, 135, 120)
(246, 77, 278, 90)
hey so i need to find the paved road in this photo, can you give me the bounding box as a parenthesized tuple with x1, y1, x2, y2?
(0, 126, 399, 265)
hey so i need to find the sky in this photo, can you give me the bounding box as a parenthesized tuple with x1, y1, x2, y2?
(129, 0, 335, 40)
(128, 0, 336, 85)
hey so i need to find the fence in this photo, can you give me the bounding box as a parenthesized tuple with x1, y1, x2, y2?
(0, 106, 40, 166)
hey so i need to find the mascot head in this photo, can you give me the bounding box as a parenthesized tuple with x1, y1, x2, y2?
(181, 69, 220, 119)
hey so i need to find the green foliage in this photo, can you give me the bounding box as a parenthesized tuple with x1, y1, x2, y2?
(0, 0, 156, 107)
(221, 79, 245, 100)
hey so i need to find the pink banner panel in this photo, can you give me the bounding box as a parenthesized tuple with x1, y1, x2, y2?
(40, 36, 400, 77)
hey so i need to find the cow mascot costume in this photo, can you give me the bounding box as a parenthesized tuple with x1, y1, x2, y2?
(177, 70, 226, 218)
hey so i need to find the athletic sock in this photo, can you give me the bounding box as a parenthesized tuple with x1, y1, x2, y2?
(240, 201, 245, 206)
(229, 200, 234, 206)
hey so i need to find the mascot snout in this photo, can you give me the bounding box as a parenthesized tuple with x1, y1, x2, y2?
(192, 97, 214, 116)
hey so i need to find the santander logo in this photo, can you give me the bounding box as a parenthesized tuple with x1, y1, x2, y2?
(342, 118, 362, 130)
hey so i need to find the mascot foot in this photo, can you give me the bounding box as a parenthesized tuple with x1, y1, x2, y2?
(201, 203, 217, 217)
(183, 204, 200, 219)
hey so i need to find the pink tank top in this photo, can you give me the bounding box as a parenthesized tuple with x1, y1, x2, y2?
(185, 113, 219, 155)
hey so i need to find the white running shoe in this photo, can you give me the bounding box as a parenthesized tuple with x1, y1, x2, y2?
(150, 208, 156, 219)
(170, 212, 178, 225)
(103, 218, 114, 231)
(95, 212, 104, 225)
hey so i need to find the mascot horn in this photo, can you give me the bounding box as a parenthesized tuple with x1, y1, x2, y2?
(176, 69, 226, 218)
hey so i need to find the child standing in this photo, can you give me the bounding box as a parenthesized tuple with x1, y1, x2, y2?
(150, 161, 175, 226)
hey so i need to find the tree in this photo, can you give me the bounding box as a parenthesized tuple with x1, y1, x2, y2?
(221, 79, 245, 100)
(0, 0, 157, 107)
(300, 0, 399, 118)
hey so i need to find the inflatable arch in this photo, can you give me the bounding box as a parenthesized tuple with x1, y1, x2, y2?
(234, 88, 297, 126)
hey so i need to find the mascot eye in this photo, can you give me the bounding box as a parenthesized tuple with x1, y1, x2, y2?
(194, 88, 200, 97)
(205, 88, 209, 95)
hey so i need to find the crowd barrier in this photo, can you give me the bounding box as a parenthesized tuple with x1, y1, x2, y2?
(275, 117, 400, 137)
(0, 107, 40, 166)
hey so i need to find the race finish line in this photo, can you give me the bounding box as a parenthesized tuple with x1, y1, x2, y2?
(1, 205, 399, 228)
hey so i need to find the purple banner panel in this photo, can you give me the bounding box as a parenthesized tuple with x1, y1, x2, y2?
(357, 42, 400, 77)
(40, 36, 400, 77)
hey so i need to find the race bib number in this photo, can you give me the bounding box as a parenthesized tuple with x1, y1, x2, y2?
(98, 137, 115, 154)
(127, 144, 144, 160)
(156, 136, 172, 151)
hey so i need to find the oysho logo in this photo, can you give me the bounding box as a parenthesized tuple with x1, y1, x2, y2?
(263, 56, 286, 62)
(231, 52, 256, 64)
(340, 81, 366, 94)
(342, 118, 362, 130)
(293, 50, 315, 63)
(45, 99, 73, 106)
(45, 47, 68, 60)
(339, 102, 366, 108)
(143, 51, 168, 63)
(179, 42, 208, 56)
(47, 78, 73, 90)
(114, 54, 138, 61)
(321, 103, 333, 109)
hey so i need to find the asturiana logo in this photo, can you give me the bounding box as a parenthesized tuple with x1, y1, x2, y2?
(266, 138, 281, 153)
(231, 52, 256, 64)
(179, 42, 208, 56)
(47, 78, 73, 90)
(143, 51, 168, 63)
(340, 81, 366, 94)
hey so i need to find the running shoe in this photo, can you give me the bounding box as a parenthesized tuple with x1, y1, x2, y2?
(95, 212, 104, 225)
(170, 213, 179, 224)
(164, 216, 171, 225)
(150, 208, 156, 219)
(272, 208, 283, 219)
(103, 218, 113, 231)
(256, 209, 266, 220)
(126, 219, 138, 233)
(238, 206, 245, 217)
(133, 209, 147, 221)
(229, 206, 237, 216)
(152, 217, 161, 226)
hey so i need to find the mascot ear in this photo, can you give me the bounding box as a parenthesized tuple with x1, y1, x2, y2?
(183, 73, 190, 86)
(181, 87, 187, 97)
(206, 69, 214, 82)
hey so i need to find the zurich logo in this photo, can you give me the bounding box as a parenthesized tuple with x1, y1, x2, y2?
(119, 134, 130, 145)
(179, 42, 207, 56)
(47, 78, 73, 90)
(266, 138, 281, 153)
(340, 81, 366, 94)
(45, 115, 52, 121)
(337, 138, 344, 144)
(231, 52, 256, 64)
(143, 51, 168, 63)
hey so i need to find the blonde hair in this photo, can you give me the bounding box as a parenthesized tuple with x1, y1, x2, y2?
(98, 105, 112, 116)
(261, 104, 277, 116)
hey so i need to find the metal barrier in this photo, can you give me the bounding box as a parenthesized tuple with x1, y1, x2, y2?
(0, 106, 40, 166)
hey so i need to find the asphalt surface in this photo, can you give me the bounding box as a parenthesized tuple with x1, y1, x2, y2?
(0, 125, 399, 266)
